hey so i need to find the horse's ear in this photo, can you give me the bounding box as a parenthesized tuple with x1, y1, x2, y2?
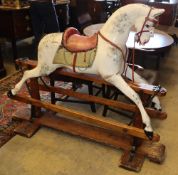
(152, 8, 165, 17)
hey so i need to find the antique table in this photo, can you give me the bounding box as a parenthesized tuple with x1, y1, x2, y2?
(83, 23, 174, 69)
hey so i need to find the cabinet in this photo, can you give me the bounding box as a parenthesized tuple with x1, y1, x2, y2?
(0, 6, 32, 77)
(90, 0, 121, 23)
(0, 2, 69, 78)
(149, 0, 178, 26)
(0, 7, 33, 64)
(0, 7, 32, 39)
(121, 0, 178, 26)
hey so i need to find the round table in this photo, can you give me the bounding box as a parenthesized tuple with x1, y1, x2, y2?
(83, 23, 174, 69)
(83, 23, 174, 50)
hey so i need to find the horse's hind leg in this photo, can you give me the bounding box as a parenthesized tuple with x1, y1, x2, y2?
(105, 73, 153, 139)
(10, 66, 42, 95)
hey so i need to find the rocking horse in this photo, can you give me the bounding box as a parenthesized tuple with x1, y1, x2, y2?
(8, 4, 167, 171)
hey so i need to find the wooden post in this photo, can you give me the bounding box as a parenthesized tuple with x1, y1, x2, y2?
(28, 77, 41, 118)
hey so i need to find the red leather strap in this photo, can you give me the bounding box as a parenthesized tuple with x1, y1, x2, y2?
(98, 31, 127, 76)
(73, 53, 77, 72)
(98, 31, 125, 60)
(136, 7, 155, 44)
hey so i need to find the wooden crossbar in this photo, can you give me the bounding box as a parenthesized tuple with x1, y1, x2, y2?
(10, 94, 160, 142)
(16, 59, 167, 97)
(38, 84, 167, 120)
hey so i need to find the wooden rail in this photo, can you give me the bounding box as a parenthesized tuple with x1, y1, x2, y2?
(16, 59, 167, 96)
(10, 94, 160, 142)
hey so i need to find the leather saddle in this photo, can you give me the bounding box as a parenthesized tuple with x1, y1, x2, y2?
(62, 27, 98, 52)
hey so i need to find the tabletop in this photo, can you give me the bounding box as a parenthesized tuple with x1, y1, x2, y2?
(83, 23, 174, 50)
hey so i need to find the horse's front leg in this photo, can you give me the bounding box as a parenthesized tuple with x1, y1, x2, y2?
(125, 66, 161, 110)
(105, 73, 153, 139)
(9, 66, 42, 96)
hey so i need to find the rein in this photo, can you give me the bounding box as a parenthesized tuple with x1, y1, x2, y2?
(130, 7, 158, 82)
(98, 31, 127, 75)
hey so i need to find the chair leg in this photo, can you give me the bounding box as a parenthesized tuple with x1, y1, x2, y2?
(50, 79, 56, 104)
(102, 85, 112, 116)
(88, 82, 96, 113)
(102, 84, 106, 97)
(102, 86, 120, 117)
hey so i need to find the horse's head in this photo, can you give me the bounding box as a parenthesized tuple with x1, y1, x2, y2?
(134, 6, 165, 45)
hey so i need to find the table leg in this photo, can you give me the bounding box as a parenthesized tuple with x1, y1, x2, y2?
(0, 43, 7, 78)
(11, 39, 18, 69)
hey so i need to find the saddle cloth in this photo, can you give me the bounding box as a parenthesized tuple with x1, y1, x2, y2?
(53, 46, 96, 68)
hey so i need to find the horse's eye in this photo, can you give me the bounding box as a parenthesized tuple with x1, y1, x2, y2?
(145, 24, 150, 28)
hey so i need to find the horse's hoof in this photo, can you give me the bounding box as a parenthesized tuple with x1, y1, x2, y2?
(144, 130, 153, 140)
(7, 90, 14, 98)
(151, 102, 162, 111)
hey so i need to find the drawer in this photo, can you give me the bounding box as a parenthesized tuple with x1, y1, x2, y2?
(12, 9, 33, 39)
(0, 11, 14, 38)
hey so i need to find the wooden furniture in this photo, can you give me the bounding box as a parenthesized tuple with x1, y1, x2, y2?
(0, 6, 32, 78)
(121, 0, 178, 26)
(49, 68, 103, 113)
(149, 0, 178, 26)
(90, 0, 121, 23)
(127, 29, 174, 69)
(0, 2, 69, 78)
(69, 0, 120, 31)
(0, 6, 33, 63)
(0, 0, 29, 8)
(83, 24, 174, 50)
(9, 59, 167, 172)
(0, 41, 6, 78)
(55, 2, 70, 32)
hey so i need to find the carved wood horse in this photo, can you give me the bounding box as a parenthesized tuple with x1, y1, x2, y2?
(8, 4, 165, 139)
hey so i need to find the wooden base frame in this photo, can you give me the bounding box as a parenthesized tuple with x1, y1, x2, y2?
(9, 59, 167, 172)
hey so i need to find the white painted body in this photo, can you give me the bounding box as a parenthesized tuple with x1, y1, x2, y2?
(11, 4, 164, 134)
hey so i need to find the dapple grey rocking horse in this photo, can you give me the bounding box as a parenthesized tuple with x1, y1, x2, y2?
(8, 4, 165, 139)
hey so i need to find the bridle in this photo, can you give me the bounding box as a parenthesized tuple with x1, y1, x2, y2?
(135, 7, 159, 44)
(98, 7, 159, 82)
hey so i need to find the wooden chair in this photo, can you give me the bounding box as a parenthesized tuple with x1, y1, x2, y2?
(49, 70, 103, 113)
(77, 12, 93, 33)
(73, 0, 94, 33)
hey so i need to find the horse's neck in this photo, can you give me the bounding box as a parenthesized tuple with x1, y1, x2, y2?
(100, 6, 137, 50)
